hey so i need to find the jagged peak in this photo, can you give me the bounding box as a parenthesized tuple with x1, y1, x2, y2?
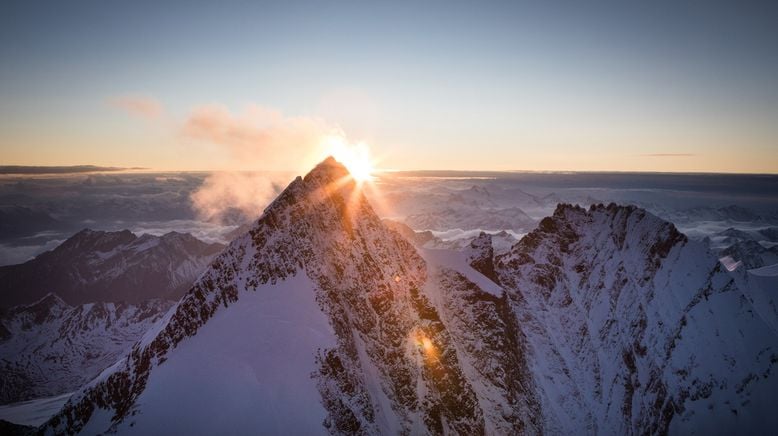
(60, 229, 137, 253)
(551, 202, 644, 219)
(259, 157, 356, 218)
(470, 231, 493, 248)
(549, 202, 672, 230)
(303, 155, 352, 185)
(552, 202, 586, 217)
(466, 232, 498, 283)
(506, 203, 688, 267)
(466, 232, 494, 261)
(73, 228, 98, 237)
(26, 292, 69, 308)
(64, 228, 106, 245)
(159, 231, 199, 243)
(71, 228, 134, 239)
(9, 292, 71, 322)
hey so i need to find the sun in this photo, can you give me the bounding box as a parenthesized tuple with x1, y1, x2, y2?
(323, 136, 376, 183)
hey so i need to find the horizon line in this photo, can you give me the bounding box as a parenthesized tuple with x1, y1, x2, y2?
(2, 164, 778, 177)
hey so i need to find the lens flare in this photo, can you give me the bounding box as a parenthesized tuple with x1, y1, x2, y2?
(322, 136, 375, 183)
(421, 337, 434, 352)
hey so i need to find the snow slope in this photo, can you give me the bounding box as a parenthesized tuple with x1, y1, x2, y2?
(0, 392, 72, 427)
(112, 273, 335, 435)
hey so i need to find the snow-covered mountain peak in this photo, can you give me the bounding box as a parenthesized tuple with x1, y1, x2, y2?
(5, 293, 71, 328)
(305, 155, 352, 184)
(55, 228, 136, 256)
(25, 292, 69, 310)
(255, 156, 367, 236)
(491, 202, 778, 434)
(0, 229, 224, 307)
(502, 203, 686, 273)
(464, 232, 498, 283)
(44, 157, 467, 434)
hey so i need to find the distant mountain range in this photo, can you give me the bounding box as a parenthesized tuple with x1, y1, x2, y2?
(0, 228, 225, 407)
(0, 165, 143, 174)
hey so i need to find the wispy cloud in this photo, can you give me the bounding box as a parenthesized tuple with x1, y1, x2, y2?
(110, 97, 355, 222)
(190, 171, 290, 223)
(641, 153, 696, 157)
(181, 104, 339, 169)
(181, 104, 348, 222)
(109, 95, 164, 120)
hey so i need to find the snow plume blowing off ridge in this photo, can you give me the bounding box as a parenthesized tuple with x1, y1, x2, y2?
(190, 171, 290, 224)
(185, 104, 366, 223)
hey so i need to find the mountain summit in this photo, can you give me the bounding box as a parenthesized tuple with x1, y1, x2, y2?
(43, 157, 498, 434)
(492, 203, 778, 434)
(41, 159, 778, 435)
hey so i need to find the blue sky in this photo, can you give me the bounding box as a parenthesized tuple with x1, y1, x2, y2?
(1, 0, 777, 172)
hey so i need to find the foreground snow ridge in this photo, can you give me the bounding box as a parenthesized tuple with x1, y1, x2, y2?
(41, 158, 778, 435)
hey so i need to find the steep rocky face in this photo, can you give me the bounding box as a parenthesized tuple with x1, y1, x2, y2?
(246, 158, 483, 434)
(41, 158, 497, 435)
(493, 204, 778, 434)
(465, 232, 498, 283)
(719, 239, 778, 270)
(0, 294, 172, 404)
(0, 230, 225, 307)
(420, 264, 541, 434)
(381, 219, 436, 247)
